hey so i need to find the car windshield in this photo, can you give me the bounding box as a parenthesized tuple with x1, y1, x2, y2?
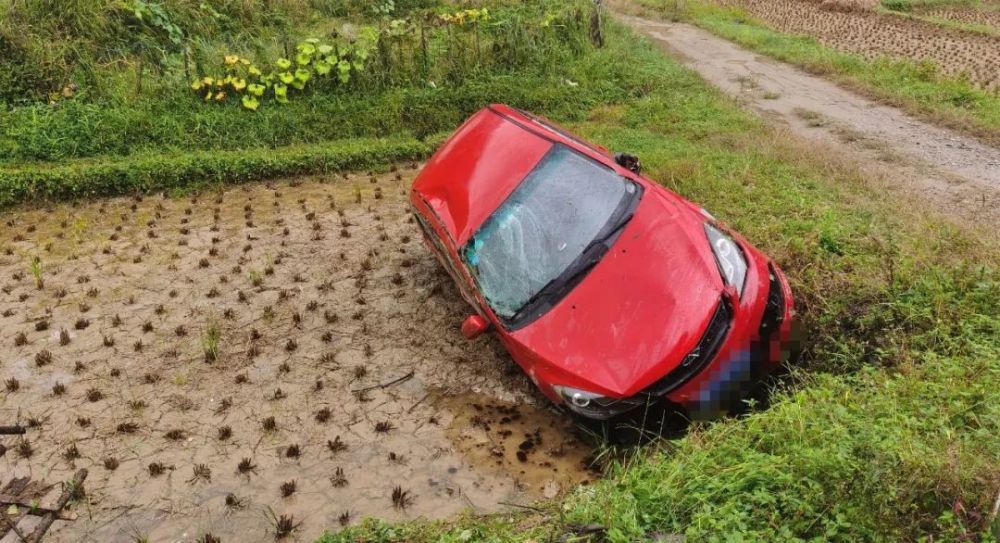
(462, 145, 637, 322)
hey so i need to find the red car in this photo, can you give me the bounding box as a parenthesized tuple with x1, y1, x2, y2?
(410, 105, 796, 426)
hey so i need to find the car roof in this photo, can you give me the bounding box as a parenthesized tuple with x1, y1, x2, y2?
(411, 104, 616, 247)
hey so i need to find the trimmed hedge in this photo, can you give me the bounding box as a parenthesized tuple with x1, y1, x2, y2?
(0, 136, 443, 208)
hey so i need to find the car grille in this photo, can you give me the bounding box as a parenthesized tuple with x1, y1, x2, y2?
(642, 295, 733, 397)
(758, 263, 785, 340)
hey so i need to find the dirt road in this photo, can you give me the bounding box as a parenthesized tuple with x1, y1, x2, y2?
(617, 12, 1000, 226)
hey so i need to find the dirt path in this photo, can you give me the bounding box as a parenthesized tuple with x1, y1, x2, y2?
(617, 12, 1000, 226)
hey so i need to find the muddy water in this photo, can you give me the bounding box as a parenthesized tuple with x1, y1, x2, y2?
(0, 168, 595, 542)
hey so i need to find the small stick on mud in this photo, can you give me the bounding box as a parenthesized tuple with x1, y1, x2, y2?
(0, 425, 27, 435)
(0, 506, 29, 541)
(497, 500, 545, 513)
(26, 469, 88, 543)
(350, 371, 414, 394)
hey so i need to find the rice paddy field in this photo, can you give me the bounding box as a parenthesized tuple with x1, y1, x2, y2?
(713, 0, 1000, 90)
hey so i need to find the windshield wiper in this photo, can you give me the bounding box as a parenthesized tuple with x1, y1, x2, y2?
(510, 234, 614, 323)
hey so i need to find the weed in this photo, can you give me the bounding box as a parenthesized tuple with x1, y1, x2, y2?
(391, 486, 413, 509)
(262, 416, 277, 432)
(17, 439, 32, 458)
(116, 422, 139, 434)
(202, 323, 220, 362)
(35, 349, 52, 366)
(331, 467, 348, 487)
(63, 444, 81, 461)
(218, 426, 233, 440)
(237, 457, 257, 475)
(29, 256, 43, 289)
(191, 464, 212, 483)
(280, 480, 297, 497)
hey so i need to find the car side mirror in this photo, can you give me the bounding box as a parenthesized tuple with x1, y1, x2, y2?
(614, 152, 641, 174)
(461, 315, 489, 339)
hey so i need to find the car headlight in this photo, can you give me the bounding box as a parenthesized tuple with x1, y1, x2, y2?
(705, 223, 748, 297)
(552, 385, 647, 420)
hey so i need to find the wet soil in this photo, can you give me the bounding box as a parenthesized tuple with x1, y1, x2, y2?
(0, 167, 594, 542)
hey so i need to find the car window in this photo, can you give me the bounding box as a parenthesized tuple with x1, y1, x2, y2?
(462, 145, 632, 320)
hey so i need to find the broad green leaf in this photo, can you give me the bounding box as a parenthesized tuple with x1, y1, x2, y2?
(241, 95, 259, 111)
(214, 90, 226, 101)
(204, 90, 213, 101)
(191, 79, 204, 90)
(274, 84, 288, 103)
(294, 69, 311, 83)
(317, 44, 333, 56)
(231, 78, 247, 91)
(337, 60, 351, 84)
(224, 55, 239, 65)
(248, 65, 262, 77)
(276, 58, 292, 70)
(247, 83, 266, 97)
(296, 51, 311, 66)
(314, 60, 332, 76)
(278, 72, 295, 85)
(290, 78, 306, 90)
(297, 42, 316, 55)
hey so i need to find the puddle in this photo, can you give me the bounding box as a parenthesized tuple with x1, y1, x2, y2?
(439, 394, 598, 502)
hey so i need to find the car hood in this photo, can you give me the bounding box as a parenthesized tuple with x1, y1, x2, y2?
(508, 186, 724, 398)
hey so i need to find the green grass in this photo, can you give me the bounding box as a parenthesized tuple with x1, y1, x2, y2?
(310, 16, 1000, 543)
(879, 6, 1000, 37)
(0, 135, 437, 207)
(880, 0, 983, 10)
(631, 0, 1000, 147)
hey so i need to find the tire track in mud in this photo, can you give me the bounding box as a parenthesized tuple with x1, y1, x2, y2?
(617, 11, 1000, 226)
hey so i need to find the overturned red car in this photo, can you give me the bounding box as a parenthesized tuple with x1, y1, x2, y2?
(410, 105, 795, 425)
